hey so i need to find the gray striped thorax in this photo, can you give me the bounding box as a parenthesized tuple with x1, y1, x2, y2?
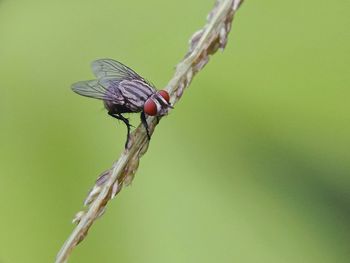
(117, 79, 156, 111)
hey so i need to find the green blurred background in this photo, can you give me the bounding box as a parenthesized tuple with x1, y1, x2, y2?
(0, 0, 349, 262)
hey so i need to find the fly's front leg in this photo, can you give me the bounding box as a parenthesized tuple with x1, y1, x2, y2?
(140, 111, 151, 140)
(108, 112, 132, 148)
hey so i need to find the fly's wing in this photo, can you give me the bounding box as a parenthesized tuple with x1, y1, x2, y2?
(71, 59, 155, 105)
(71, 80, 104, 99)
(71, 79, 124, 103)
(92, 59, 139, 79)
(92, 59, 151, 85)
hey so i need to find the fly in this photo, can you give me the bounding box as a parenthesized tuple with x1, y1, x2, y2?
(71, 59, 172, 147)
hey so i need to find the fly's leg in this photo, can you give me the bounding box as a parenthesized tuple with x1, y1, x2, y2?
(140, 111, 151, 140)
(108, 112, 132, 148)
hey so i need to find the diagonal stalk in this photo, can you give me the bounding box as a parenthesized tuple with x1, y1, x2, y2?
(56, 1, 244, 262)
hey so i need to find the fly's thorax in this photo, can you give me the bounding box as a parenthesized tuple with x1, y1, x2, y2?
(119, 79, 155, 101)
(103, 79, 156, 113)
(143, 90, 171, 116)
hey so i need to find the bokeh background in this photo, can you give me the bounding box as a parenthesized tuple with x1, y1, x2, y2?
(0, 0, 349, 262)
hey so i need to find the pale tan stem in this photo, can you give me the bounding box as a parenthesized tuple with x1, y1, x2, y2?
(56, 1, 244, 262)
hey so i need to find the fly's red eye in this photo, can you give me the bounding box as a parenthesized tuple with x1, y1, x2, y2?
(158, 90, 170, 103)
(144, 99, 158, 116)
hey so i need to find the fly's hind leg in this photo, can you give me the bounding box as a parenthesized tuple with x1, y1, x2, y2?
(140, 111, 151, 140)
(108, 111, 132, 148)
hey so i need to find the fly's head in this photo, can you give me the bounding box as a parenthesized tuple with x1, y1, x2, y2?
(143, 90, 172, 116)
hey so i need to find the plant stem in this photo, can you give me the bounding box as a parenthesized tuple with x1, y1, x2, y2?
(56, 0, 244, 262)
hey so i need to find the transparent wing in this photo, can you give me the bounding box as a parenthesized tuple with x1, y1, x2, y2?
(71, 80, 115, 101)
(91, 59, 142, 80)
(72, 59, 155, 103)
